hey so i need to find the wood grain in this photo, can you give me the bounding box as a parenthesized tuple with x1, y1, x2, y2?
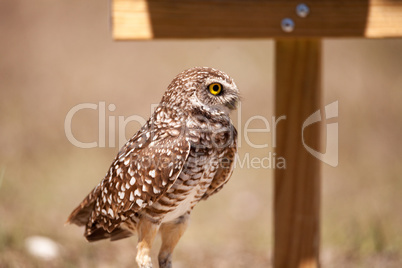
(113, 0, 402, 39)
(274, 39, 321, 268)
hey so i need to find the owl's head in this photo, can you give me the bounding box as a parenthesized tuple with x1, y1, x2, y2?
(163, 67, 240, 115)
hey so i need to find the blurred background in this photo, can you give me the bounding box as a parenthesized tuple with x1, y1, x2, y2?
(1, 1, 402, 267)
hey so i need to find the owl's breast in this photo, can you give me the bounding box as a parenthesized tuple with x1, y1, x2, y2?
(144, 148, 219, 223)
(185, 115, 235, 148)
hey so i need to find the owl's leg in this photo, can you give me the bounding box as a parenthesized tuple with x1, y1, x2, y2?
(136, 217, 160, 268)
(158, 212, 190, 268)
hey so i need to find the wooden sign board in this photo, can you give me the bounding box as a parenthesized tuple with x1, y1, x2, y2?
(113, 0, 402, 40)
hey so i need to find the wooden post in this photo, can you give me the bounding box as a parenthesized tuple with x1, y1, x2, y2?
(274, 39, 322, 268)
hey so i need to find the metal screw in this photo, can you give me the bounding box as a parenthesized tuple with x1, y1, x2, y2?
(296, 3, 309, 18)
(281, 18, 295, 32)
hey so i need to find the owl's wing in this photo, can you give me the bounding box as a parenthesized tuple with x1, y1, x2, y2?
(67, 121, 190, 235)
(201, 130, 237, 200)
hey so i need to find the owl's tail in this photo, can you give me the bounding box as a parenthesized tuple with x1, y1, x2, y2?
(66, 187, 134, 242)
(66, 188, 98, 226)
(85, 224, 133, 242)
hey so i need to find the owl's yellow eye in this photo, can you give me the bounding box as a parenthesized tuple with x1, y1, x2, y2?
(208, 83, 222, 95)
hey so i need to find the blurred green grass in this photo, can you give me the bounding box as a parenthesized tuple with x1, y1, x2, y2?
(1, 0, 402, 267)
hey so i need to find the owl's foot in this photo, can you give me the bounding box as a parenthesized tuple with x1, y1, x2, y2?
(158, 252, 172, 268)
(157, 213, 190, 268)
(136, 254, 153, 268)
(136, 218, 159, 268)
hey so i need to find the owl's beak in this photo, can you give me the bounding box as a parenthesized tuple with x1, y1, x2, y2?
(225, 99, 238, 110)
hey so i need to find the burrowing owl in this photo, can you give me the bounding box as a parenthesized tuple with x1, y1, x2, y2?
(67, 67, 239, 268)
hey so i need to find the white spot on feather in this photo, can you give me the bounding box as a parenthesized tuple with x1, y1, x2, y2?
(108, 208, 114, 217)
(130, 177, 136, 185)
(153, 187, 161, 194)
(168, 129, 180, 136)
(136, 199, 144, 207)
(134, 189, 141, 196)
